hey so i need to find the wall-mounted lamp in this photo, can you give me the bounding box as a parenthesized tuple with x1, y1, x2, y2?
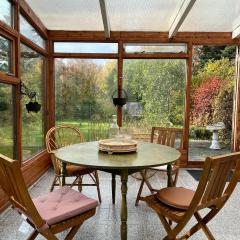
(20, 81, 41, 113)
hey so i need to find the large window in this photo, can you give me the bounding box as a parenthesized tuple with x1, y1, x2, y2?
(20, 44, 45, 160)
(0, 35, 12, 74)
(0, 83, 15, 158)
(0, 0, 13, 27)
(20, 15, 45, 49)
(123, 59, 186, 137)
(189, 45, 236, 161)
(55, 58, 117, 141)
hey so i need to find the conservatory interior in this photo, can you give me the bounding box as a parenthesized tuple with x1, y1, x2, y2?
(1, 0, 240, 239)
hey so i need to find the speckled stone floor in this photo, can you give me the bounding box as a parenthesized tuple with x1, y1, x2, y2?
(0, 169, 240, 240)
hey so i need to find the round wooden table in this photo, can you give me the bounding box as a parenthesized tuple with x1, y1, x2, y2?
(55, 141, 181, 240)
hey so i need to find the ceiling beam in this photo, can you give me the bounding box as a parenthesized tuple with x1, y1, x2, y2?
(232, 16, 240, 39)
(169, 0, 197, 39)
(233, 25, 240, 39)
(99, 0, 110, 38)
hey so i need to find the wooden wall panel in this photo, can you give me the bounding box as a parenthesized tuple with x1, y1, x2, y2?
(48, 31, 240, 45)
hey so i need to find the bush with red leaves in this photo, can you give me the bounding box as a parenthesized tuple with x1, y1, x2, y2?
(192, 77, 223, 126)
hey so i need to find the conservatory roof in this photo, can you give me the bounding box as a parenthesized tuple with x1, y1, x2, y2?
(26, 0, 240, 39)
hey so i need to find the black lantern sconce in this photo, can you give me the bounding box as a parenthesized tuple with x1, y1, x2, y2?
(112, 89, 128, 107)
(20, 81, 41, 113)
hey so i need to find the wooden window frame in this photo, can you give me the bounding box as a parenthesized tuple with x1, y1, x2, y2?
(0, 29, 17, 81)
(0, 0, 240, 172)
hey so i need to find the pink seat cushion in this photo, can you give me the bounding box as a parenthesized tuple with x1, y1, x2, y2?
(157, 187, 195, 210)
(33, 187, 98, 225)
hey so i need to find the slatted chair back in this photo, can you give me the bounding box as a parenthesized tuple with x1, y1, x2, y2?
(46, 125, 83, 175)
(197, 153, 240, 209)
(150, 127, 183, 149)
(0, 154, 46, 229)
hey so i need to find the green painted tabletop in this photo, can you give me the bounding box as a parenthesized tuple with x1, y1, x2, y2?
(54, 141, 181, 170)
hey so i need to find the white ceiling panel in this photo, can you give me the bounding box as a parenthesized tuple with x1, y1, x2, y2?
(26, 0, 104, 31)
(107, 0, 179, 31)
(180, 0, 240, 32)
(26, 0, 240, 36)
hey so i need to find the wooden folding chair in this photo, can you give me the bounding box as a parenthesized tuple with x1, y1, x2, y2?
(145, 152, 240, 240)
(0, 153, 98, 240)
(46, 125, 101, 202)
(135, 127, 183, 206)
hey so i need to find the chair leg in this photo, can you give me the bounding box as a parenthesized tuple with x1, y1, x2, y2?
(173, 169, 179, 187)
(40, 229, 59, 240)
(27, 230, 39, 240)
(135, 178, 145, 206)
(141, 170, 154, 194)
(180, 209, 218, 240)
(194, 212, 215, 240)
(50, 176, 58, 192)
(135, 170, 154, 206)
(94, 171, 102, 203)
(157, 213, 172, 234)
(77, 176, 82, 192)
(144, 178, 154, 193)
(64, 224, 81, 240)
(112, 173, 116, 204)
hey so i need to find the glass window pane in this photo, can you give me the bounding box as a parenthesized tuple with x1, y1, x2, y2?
(124, 43, 187, 54)
(20, 15, 45, 49)
(0, 35, 12, 74)
(55, 58, 117, 141)
(54, 42, 118, 53)
(20, 44, 45, 160)
(0, 83, 14, 158)
(189, 45, 236, 161)
(0, 0, 12, 27)
(123, 59, 186, 142)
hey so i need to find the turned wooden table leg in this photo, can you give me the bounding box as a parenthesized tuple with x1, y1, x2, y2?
(120, 170, 128, 240)
(112, 173, 116, 204)
(61, 161, 66, 186)
(167, 164, 173, 187)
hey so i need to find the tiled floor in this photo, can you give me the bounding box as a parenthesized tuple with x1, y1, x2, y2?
(0, 169, 240, 240)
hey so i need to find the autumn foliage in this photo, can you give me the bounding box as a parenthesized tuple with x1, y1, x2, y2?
(192, 77, 223, 126)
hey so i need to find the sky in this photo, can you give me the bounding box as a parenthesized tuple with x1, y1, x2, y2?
(54, 42, 118, 65)
(54, 42, 117, 54)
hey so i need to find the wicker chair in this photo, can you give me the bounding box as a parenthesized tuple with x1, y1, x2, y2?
(145, 152, 240, 240)
(46, 125, 101, 202)
(135, 127, 183, 206)
(0, 153, 98, 240)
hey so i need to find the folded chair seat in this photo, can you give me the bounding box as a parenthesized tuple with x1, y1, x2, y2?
(33, 187, 98, 225)
(157, 187, 195, 210)
(150, 165, 179, 172)
(66, 164, 94, 176)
